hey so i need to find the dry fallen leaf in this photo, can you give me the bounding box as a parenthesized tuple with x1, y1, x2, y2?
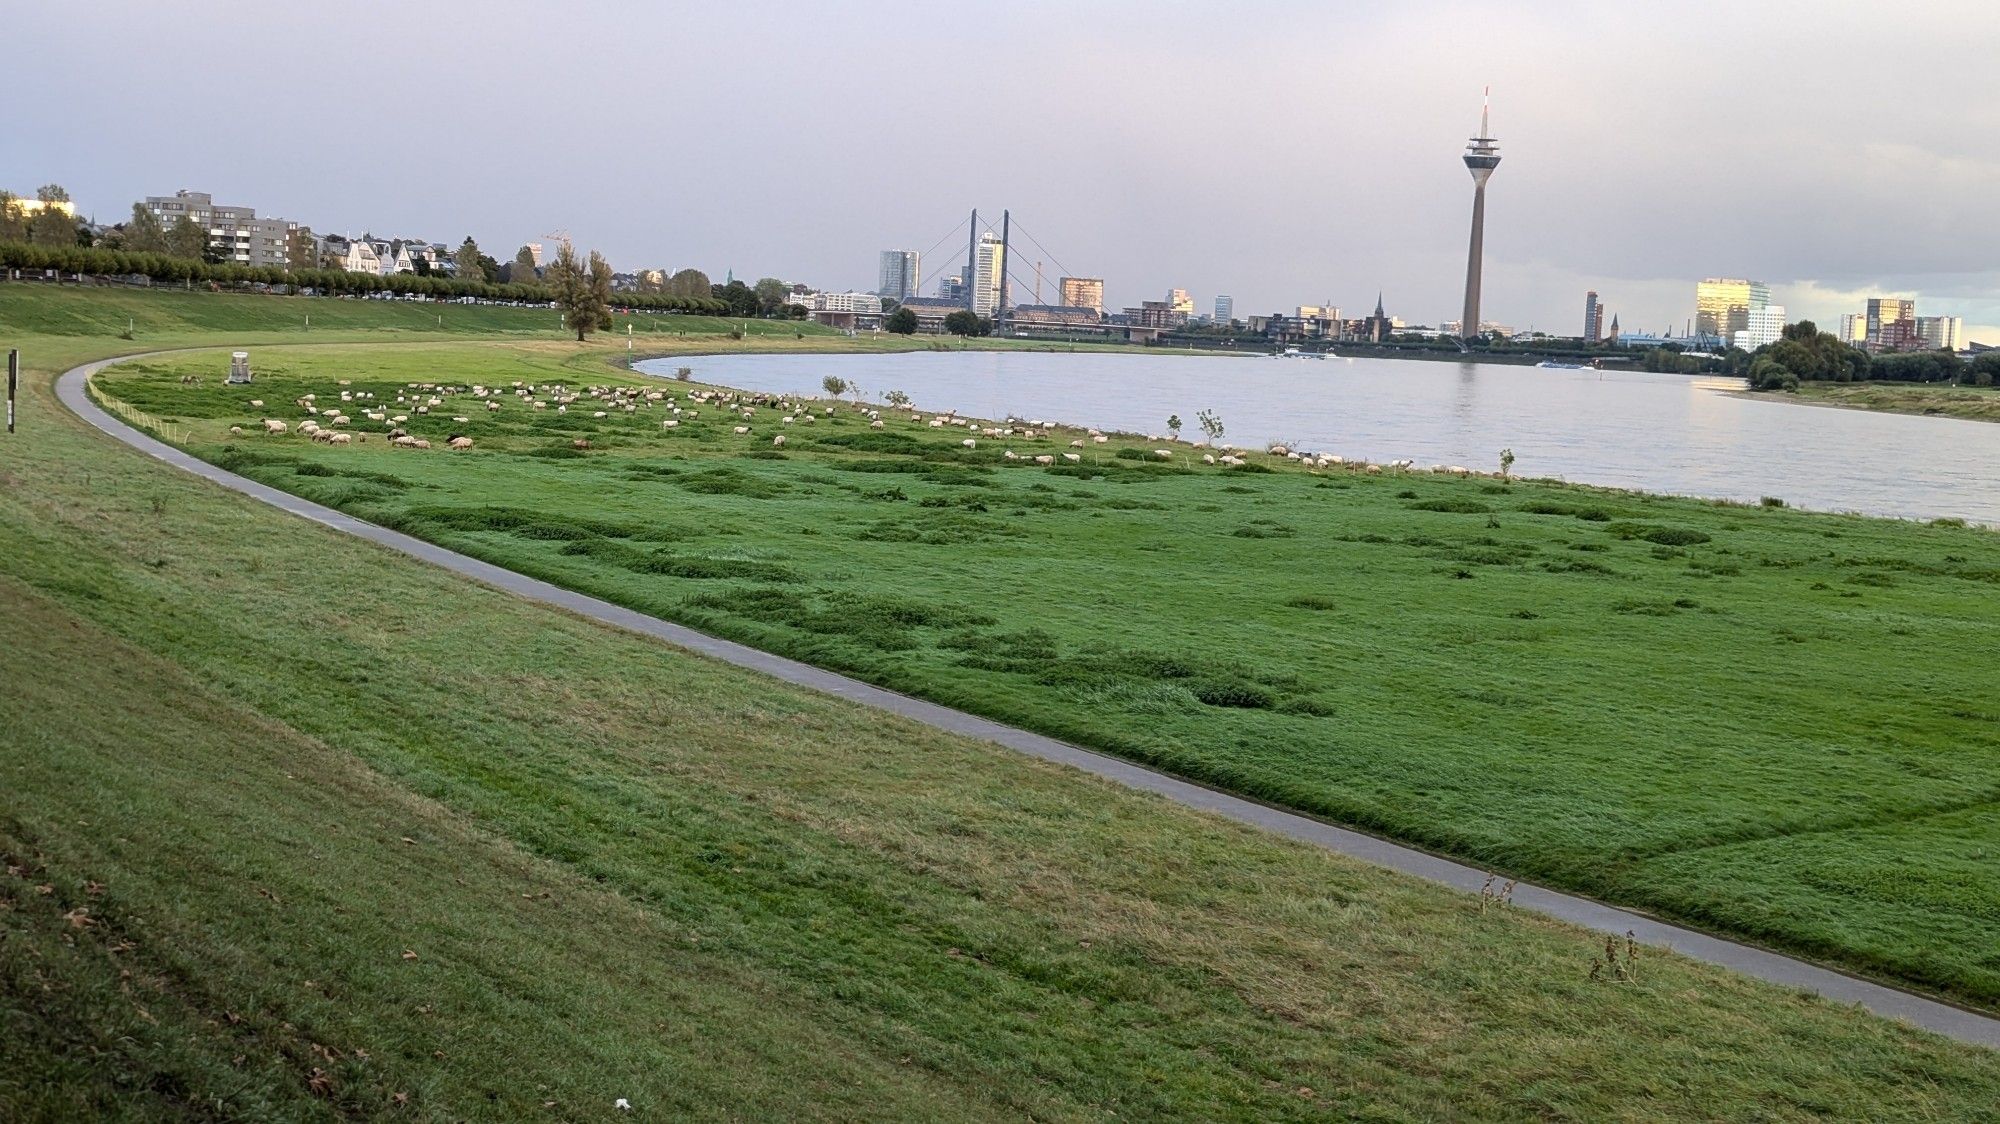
(307, 1067, 334, 1097)
(63, 908, 94, 929)
(401, 950, 418, 961)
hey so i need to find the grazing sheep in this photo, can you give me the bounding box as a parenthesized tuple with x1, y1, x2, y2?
(1365, 464, 1383, 475)
(248, 399, 263, 407)
(1203, 454, 1216, 465)
(328, 432, 352, 445)
(487, 402, 501, 411)
(593, 411, 608, 419)
(1004, 450, 1018, 461)
(448, 436, 473, 450)
(1092, 435, 1108, 444)
(1269, 445, 1288, 456)
(772, 435, 785, 447)
(1153, 449, 1171, 459)
(733, 425, 750, 434)
(1062, 453, 1081, 463)
(330, 415, 350, 426)
(572, 438, 591, 450)
(662, 419, 679, 428)
(392, 435, 417, 447)
(869, 419, 885, 428)
(229, 425, 243, 435)
(411, 438, 432, 450)
(1069, 439, 1084, 448)
(1033, 454, 1054, 465)
(961, 438, 976, 448)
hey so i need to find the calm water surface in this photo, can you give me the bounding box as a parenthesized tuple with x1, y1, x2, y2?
(637, 351, 1999, 524)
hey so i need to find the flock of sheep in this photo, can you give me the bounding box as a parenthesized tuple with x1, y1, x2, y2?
(224, 373, 1478, 479)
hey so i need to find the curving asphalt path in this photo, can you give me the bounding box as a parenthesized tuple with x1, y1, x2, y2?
(56, 351, 2000, 1050)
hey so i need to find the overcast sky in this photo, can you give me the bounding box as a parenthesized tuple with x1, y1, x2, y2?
(12, 1, 1999, 339)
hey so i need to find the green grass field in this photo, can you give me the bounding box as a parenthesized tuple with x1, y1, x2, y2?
(1779, 381, 2000, 424)
(90, 336, 2000, 1015)
(6, 285, 2000, 1118)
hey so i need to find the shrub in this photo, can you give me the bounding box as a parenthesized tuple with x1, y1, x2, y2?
(1760, 496, 1786, 508)
(1188, 679, 1274, 709)
(1409, 498, 1491, 514)
(1285, 594, 1338, 611)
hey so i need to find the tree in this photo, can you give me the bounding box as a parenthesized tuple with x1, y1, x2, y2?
(0, 194, 25, 243)
(547, 242, 612, 341)
(453, 237, 483, 282)
(512, 245, 538, 284)
(36, 184, 70, 204)
(712, 279, 758, 318)
(753, 277, 788, 316)
(821, 375, 849, 399)
(1197, 409, 1225, 446)
(884, 389, 911, 408)
(165, 215, 209, 260)
(283, 226, 316, 274)
(943, 310, 990, 337)
(1166, 414, 1182, 440)
(885, 307, 918, 335)
(28, 203, 75, 248)
(666, 268, 710, 299)
(1499, 447, 1516, 479)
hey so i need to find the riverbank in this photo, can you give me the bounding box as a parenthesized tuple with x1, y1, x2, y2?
(88, 330, 2000, 1016)
(15, 281, 2000, 1116)
(1746, 380, 2000, 424)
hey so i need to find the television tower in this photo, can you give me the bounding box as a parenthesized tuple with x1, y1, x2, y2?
(1459, 88, 1501, 342)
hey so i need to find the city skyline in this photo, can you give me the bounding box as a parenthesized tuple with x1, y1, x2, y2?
(10, 2, 1998, 341)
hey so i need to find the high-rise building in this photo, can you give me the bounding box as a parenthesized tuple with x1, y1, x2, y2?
(526, 242, 544, 267)
(1839, 313, 1867, 343)
(1059, 276, 1104, 313)
(1167, 288, 1194, 316)
(1583, 291, 1603, 343)
(1693, 278, 1771, 342)
(143, 189, 304, 269)
(971, 233, 1005, 317)
(877, 249, 920, 302)
(1732, 304, 1787, 351)
(937, 274, 965, 302)
(1459, 89, 1501, 340)
(1916, 315, 1964, 352)
(1213, 294, 1234, 323)
(1866, 297, 1918, 352)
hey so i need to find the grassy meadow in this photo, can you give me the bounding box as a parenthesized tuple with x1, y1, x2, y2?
(1780, 380, 2000, 424)
(5, 285, 2000, 1117)
(89, 333, 2000, 1015)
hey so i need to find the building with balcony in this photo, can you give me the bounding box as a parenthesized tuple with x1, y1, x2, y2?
(143, 189, 306, 269)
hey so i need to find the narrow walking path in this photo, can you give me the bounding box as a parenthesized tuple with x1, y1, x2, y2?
(56, 352, 2000, 1050)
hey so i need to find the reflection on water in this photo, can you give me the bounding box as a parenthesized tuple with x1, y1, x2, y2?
(636, 351, 1999, 523)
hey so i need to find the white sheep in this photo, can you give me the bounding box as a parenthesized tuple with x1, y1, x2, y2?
(772, 435, 786, 447)
(1062, 453, 1081, 463)
(1034, 454, 1054, 465)
(662, 419, 679, 428)
(248, 399, 263, 407)
(448, 436, 473, 450)
(1093, 435, 1108, 444)
(1153, 449, 1171, 459)
(327, 432, 352, 445)
(961, 438, 976, 448)
(733, 425, 750, 434)
(1203, 454, 1216, 465)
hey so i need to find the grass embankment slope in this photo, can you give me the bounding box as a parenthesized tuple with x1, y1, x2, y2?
(3, 286, 1999, 1119)
(1778, 381, 2000, 424)
(95, 333, 2000, 1015)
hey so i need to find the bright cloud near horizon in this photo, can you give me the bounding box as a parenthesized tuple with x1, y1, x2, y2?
(12, 1, 1999, 341)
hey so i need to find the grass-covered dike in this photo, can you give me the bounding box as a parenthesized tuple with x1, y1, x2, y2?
(5, 284, 1999, 1118)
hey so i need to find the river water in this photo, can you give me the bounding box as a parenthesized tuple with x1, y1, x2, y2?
(636, 351, 1998, 524)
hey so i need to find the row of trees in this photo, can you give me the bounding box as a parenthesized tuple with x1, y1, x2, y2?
(0, 239, 727, 313)
(1745, 321, 1994, 390)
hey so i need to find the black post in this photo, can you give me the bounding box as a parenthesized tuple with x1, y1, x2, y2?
(7, 349, 16, 434)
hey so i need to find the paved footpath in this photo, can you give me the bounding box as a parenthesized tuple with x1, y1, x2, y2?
(57, 352, 2000, 1049)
